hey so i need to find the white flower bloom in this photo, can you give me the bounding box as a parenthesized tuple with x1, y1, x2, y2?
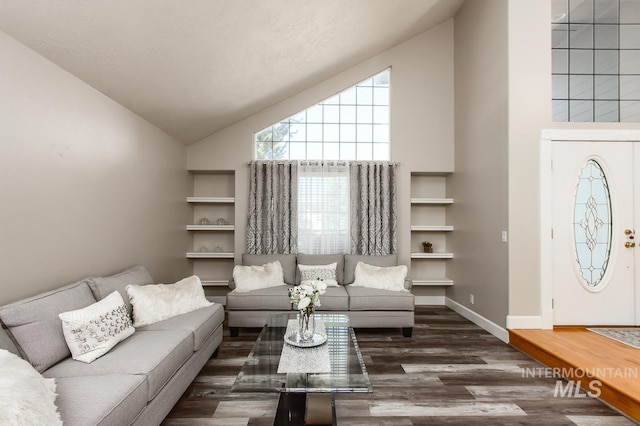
(288, 277, 326, 313)
(298, 296, 310, 310)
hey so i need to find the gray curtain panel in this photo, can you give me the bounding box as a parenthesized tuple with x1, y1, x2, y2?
(349, 161, 398, 255)
(247, 161, 298, 254)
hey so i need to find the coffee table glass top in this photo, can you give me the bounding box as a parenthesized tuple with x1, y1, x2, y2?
(231, 313, 372, 394)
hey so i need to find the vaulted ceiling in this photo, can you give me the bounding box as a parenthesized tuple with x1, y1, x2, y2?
(0, 0, 464, 145)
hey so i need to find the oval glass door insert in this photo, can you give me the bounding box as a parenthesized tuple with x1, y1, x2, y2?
(573, 159, 613, 288)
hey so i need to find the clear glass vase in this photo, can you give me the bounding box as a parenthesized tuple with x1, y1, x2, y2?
(298, 309, 315, 342)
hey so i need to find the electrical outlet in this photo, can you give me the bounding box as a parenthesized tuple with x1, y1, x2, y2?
(470, 294, 475, 304)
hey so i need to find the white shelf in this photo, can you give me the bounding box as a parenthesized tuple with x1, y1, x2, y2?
(410, 225, 454, 232)
(411, 252, 454, 259)
(411, 197, 454, 205)
(187, 197, 235, 203)
(412, 279, 454, 286)
(200, 280, 230, 287)
(186, 225, 235, 231)
(187, 252, 234, 259)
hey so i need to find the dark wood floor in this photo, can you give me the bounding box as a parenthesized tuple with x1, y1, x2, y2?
(163, 306, 635, 425)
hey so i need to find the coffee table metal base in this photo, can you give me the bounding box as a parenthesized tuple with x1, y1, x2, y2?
(274, 392, 335, 426)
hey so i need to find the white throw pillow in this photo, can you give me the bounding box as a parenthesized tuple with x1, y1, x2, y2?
(58, 291, 135, 363)
(0, 349, 62, 425)
(126, 275, 213, 327)
(233, 260, 285, 293)
(351, 262, 408, 292)
(298, 262, 339, 287)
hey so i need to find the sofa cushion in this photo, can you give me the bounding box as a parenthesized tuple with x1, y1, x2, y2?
(0, 326, 19, 356)
(54, 374, 146, 426)
(232, 261, 286, 293)
(351, 262, 408, 292)
(138, 304, 224, 350)
(0, 279, 97, 372)
(296, 254, 345, 284)
(43, 329, 193, 401)
(226, 285, 293, 311)
(242, 254, 297, 285)
(126, 275, 212, 327)
(345, 286, 415, 311)
(313, 286, 349, 311)
(344, 254, 398, 284)
(59, 291, 135, 363)
(298, 262, 339, 287)
(88, 265, 154, 317)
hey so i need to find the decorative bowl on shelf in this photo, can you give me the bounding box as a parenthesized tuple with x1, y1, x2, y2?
(199, 218, 210, 225)
(198, 246, 210, 253)
(216, 217, 227, 225)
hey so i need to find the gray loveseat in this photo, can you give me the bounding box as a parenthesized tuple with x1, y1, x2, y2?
(0, 265, 225, 426)
(227, 253, 414, 337)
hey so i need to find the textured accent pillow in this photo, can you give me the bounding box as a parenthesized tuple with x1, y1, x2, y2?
(126, 275, 212, 327)
(232, 261, 286, 293)
(58, 291, 134, 363)
(0, 349, 62, 425)
(351, 262, 408, 292)
(298, 263, 339, 287)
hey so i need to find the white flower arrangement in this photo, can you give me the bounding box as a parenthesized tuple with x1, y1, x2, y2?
(288, 277, 327, 313)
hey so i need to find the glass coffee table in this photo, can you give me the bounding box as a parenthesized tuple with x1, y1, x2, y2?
(231, 313, 372, 425)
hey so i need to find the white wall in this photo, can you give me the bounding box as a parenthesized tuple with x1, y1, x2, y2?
(449, 0, 509, 327)
(0, 31, 191, 305)
(188, 21, 455, 300)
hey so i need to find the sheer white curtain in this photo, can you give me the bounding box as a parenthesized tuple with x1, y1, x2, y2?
(297, 161, 350, 254)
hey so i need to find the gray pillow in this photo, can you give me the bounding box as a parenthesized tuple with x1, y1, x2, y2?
(241, 254, 297, 285)
(0, 279, 97, 372)
(296, 254, 345, 285)
(88, 265, 154, 317)
(344, 254, 398, 284)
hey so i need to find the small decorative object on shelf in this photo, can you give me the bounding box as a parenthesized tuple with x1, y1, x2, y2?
(288, 278, 327, 343)
(213, 246, 223, 253)
(198, 246, 210, 253)
(422, 241, 434, 253)
(216, 217, 227, 225)
(199, 218, 210, 225)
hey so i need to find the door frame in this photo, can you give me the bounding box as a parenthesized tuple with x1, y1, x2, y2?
(539, 129, 640, 329)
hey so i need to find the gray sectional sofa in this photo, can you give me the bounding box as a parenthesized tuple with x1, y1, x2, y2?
(0, 265, 225, 426)
(227, 253, 415, 337)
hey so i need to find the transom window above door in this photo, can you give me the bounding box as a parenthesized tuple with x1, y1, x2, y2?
(254, 68, 390, 161)
(552, 0, 640, 122)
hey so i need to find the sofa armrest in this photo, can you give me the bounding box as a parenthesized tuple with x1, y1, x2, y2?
(404, 279, 413, 291)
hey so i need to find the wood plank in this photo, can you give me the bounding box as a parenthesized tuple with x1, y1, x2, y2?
(162, 308, 634, 425)
(510, 328, 640, 422)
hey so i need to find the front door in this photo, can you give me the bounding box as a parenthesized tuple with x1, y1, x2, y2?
(551, 141, 636, 325)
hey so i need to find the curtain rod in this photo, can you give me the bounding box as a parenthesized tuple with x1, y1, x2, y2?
(247, 160, 401, 166)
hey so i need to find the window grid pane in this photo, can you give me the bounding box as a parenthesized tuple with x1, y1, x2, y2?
(552, 0, 640, 122)
(254, 68, 391, 160)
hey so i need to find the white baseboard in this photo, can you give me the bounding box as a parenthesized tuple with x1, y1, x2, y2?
(415, 295, 446, 305)
(445, 297, 509, 343)
(506, 315, 543, 329)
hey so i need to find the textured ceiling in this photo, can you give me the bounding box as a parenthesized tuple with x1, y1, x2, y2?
(0, 0, 464, 145)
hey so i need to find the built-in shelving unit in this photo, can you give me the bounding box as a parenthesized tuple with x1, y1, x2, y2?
(410, 173, 453, 287)
(187, 171, 235, 287)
